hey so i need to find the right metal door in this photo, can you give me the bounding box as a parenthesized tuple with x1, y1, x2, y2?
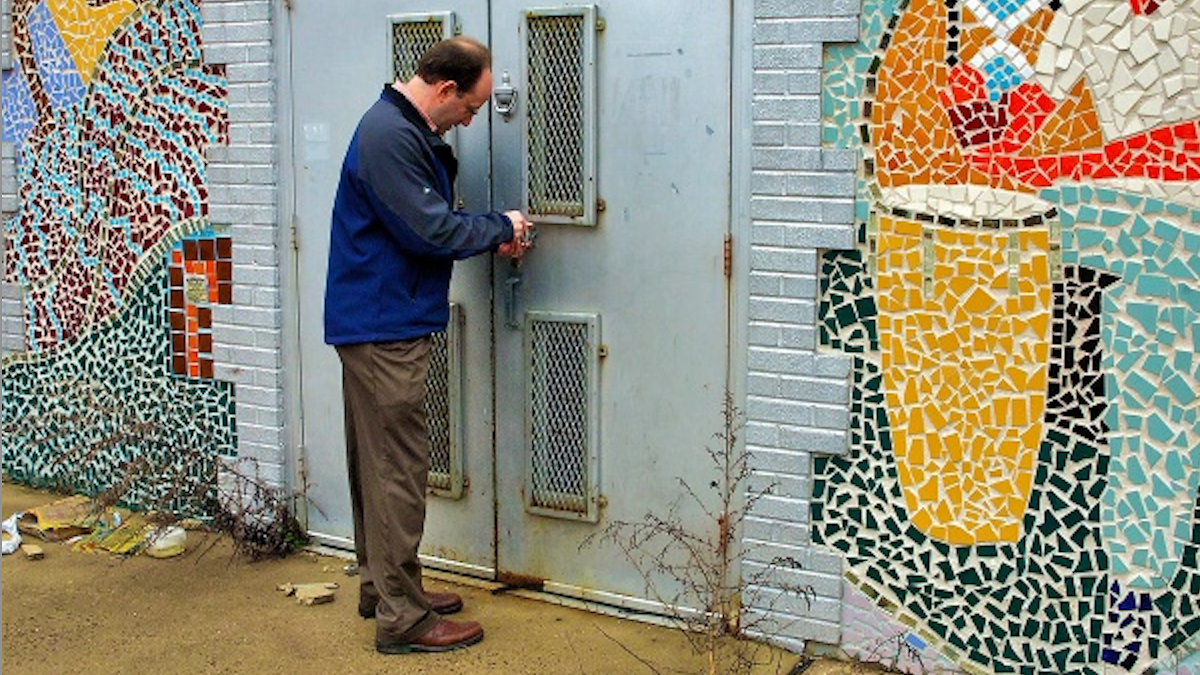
(489, 3, 734, 607)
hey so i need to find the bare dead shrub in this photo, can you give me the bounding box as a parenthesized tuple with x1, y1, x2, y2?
(585, 392, 815, 675)
(4, 379, 307, 559)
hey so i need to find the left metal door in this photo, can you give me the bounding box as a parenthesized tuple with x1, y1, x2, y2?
(287, 1, 498, 576)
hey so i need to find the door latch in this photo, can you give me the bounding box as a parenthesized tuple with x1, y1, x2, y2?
(504, 272, 522, 329)
(493, 70, 517, 121)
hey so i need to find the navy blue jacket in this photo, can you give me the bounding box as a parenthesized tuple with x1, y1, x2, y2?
(324, 86, 514, 345)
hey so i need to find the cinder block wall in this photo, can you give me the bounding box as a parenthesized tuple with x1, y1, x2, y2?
(200, 0, 288, 487)
(741, 0, 860, 649)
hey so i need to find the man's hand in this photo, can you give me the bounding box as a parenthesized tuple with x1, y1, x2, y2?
(499, 210, 535, 259)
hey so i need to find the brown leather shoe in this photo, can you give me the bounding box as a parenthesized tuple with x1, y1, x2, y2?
(424, 590, 463, 615)
(376, 619, 484, 654)
(359, 590, 463, 618)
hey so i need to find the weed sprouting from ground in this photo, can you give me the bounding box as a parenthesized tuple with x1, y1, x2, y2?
(586, 392, 815, 675)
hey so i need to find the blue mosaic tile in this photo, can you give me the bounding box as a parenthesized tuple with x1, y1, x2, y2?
(981, 56, 1022, 102)
(976, 0, 1030, 21)
(1, 66, 38, 148)
(26, 1, 85, 110)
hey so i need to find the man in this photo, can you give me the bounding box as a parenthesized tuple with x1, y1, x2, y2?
(323, 36, 532, 654)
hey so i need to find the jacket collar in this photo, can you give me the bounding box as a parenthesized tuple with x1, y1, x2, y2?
(380, 84, 459, 190)
(382, 84, 438, 137)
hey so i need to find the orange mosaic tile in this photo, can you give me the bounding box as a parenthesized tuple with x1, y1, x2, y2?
(166, 233, 232, 378)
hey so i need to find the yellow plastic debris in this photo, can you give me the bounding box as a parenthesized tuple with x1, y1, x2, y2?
(19, 495, 114, 542)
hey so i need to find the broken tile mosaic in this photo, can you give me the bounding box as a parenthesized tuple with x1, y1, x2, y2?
(1, 0, 234, 514)
(818, 0, 1200, 668)
(1, 261, 236, 515)
(3, 0, 228, 353)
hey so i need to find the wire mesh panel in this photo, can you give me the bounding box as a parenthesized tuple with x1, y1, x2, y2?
(526, 312, 601, 521)
(425, 304, 464, 498)
(389, 13, 454, 83)
(522, 7, 597, 225)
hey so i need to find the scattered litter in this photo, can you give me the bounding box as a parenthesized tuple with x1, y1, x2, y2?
(144, 525, 187, 558)
(21, 544, 44, 560)
(72, 514, 152, 555)
(18, 495, 115, 542)
(277, 582, 339, 606)
(2, 512, 22, 555)
(343, 563, 359, 576)
(2, 493, 215, 563)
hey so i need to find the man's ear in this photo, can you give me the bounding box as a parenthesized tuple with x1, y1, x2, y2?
(435, 79, 458, 99)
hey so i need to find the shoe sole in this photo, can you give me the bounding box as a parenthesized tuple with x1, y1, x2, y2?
(376, 630, 484, 654)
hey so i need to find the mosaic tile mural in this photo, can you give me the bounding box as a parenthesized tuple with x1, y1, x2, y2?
(168, 233, 232, 379)
(1, 0, 232, 515)
(816, 0, 1199, 670)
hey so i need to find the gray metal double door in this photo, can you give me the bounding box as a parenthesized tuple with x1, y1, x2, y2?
(289, 0, 732, 609)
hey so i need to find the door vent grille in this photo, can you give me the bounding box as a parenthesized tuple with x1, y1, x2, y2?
(390, 13, 454, 82)
(522, 7, 597, 225)
(425, 303, 464, 498)
(526, 312, 600, 521)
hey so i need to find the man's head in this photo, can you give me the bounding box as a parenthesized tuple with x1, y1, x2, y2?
(407, 36, 493, 134)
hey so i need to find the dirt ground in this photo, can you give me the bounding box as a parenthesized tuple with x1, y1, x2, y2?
(1, 482, 867, 675)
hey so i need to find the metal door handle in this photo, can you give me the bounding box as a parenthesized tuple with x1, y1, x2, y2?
(504, 274, 522, 329)
(493, 70, 517, 120)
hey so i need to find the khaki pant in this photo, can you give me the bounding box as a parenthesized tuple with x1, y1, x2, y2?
(337, 339, 440, 643)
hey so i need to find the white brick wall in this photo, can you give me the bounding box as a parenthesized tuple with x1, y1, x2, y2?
(741, 0, 860, 648)
(0, 279, 19, 355)
(200, 0, 287, 488)
(1, 0, 10, 69)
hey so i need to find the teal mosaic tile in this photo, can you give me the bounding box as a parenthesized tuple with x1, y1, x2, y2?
(1164, 258, 1195, 280)
(1, 0, 235, 520)
(1168, 377, 1198, 407)
(1102, 209, 1131, 227)
(1077, 227, 1107, 249)
(1185, 287, 1200, 313)
(1127, 303, 1161, 333)
(1121, 194, 1145, 210)
(1156, 220, 1183, 243)
(2, 260, 236, 516)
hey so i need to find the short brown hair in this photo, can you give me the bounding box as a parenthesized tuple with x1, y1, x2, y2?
(416, 36, 492, 93)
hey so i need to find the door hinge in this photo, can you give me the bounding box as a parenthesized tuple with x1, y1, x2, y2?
(723, 234, 733, 278)
(282, 0, 293, 11)
(290, 216, 299, 251)
(296, 449, 308, 494)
